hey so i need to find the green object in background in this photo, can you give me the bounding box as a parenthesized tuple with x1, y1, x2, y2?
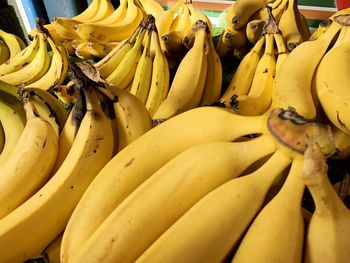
(299, 0, 336, 7)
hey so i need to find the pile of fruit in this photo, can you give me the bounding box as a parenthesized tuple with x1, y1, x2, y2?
(0, 0, 349, 262)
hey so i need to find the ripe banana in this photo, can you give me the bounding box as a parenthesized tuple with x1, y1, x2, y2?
(188, 3, 213, 33)
(274, 31, 289, 71)
(60, 106, 265, 263)
(75, 42, 94, 60)
(0, 87, 114, 263)
(42, 233, 63, 263)
(0, 40, 10, 64)
(72, 0, 103, 22)
(0, 28, 24, 58)
(315, 22, 350, 135)
(0, 100, 58, 219)
(145, 28, 170, 116)
(309, 19, 332, 40)
(219, 36, 265, 108)
(138, 0, 164, 18)
(137, 150, 291, 263)
(70, 135, 278, 263)
(246, 19, 265, 44)
(92, 0, 128, 26)
(302, 142, 350, 263)
(233, 33, 276, 116)
(332, 125, 350, 160)
(87, 42, 108, 58)
(153, 21, 208, 121)
(232, 155, 305, 263)
(273, 18, 343, 119)
(155, 1, 181, 37)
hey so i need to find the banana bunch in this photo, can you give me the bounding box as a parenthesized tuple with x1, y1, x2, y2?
(217, 0, 310, 57)
(0, 28, 26, 64)
(153, 20, 223, 121)
(51, 0, 164, 60)
(0, 19, 68, 91)
(218, 10, 288, 116)
(60, 100, 336, 263)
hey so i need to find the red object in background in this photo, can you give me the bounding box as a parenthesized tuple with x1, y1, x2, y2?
(336, 0, 350, 10)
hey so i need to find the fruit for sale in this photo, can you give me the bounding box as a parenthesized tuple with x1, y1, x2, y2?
(0, 28, 25, 59)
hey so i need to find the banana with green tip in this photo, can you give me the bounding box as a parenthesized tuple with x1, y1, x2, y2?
(137, 150, 291, 263)
(0, 100, 58, 219)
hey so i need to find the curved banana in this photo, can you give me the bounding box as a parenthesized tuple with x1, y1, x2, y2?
(0, 29, 24, 58)
(332, 125, 350, 160)
(72, 0, 102, 22)
(315, 23, 350, 135)
(0, 35, 39, 76)
(84, 0, 115, 23)
(246, 19, 265, 44)
(233, 33, 276, 116)
(309, 19, 332, 40)
(75, 41, 94, 60)
(0, 100, 58, 219)
(130, 29, 153, 103)
(42, 233, 63, 263)
(153, 22, 208, 121)
(273, 19, 343, 119)
(274, 32, 289, 71)
(302, 142, 350, 263)
(0, 33, 51, 86)
(0, 87, 114, 263)
(71, 135, 278, 263)
(24, 37, 68, 90)
(75, 0, 144, 44)
(155, 1, 181, 37)
(93, 0, 128, 26)
(161, 30, 187, 54)
(232, 156, 305, 263)
(227, 0, 269, 29)
(278, 0, 303, 51)
(137, 150, 291, 263)
(330, 6, 350, 20)
(29, 24, 66, 45)
(60, 106, 265, 263)
(272, 0, 289, 24)
(219, 36, 265, 108)
(0, 40, 10, 64)
(87, 42, 108, 58)
(106, 26, 146, 90)
(188, 3, 213, 33)
(221, 24, 248, 49)
(51, 18, 84, 41)
(200, 29, 223, 106)
(138, 0, 164, 18)
(145, 28, 170, 116)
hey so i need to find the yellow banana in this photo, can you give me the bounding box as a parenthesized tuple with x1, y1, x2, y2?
(330, 6, 350, 20)
(87, 42, 108, 58)
(0, 28, 24, 58)
(200, 29, 223, 106)
(138, 0, 164, 18)
(272, 0, 288, 23)
(72, 0, 102, 22)
(246, 19, 265, 44)
(332, 125, 350, 160)
(215, 30, 231, 58)
(219, 36, 265, 108)
(188, 3, 213, 33)
(106, 25, 146, 90)
(42, 233, 63, 263)
(222, 24, 248, 49)
(0, 87, 114, 263)
(309, 19, 332, 40)
(29, 24, 65, 45)
(273, 18, 343, 119)
(160, 30, 187, 54)
(75, 0, 144, 44)
(0, 33, 51, 86)
(130, 29, 153, 103)
(302, 141, 350, 263)
(274, 31, 289, 71)
(153, 22, 208, 121)
(24, 37, 68, 90)
(84, 0, 115, 23)
(0, 40, 10, 64)
(94, 0, 128, 26)
(0, 100, 58, 219)
(145, 29, 170, 117)
(155, 1, 181, 37)
(233, 33, 276, 116)
(51, 17, 84, 41)
(71, 135, 278, 263)
(137, 150, 291, 263)
(315, 22, 350, 135)
(75, 41, 94, 60)
(232, 155, 305, 263)
(60, 106, 265, 263)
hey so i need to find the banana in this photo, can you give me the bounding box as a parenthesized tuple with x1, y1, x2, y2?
(75, 0, 144, 44)
(232, 155, 305, 263)
(0, 100, 58, 219)
(302, 142, 350, 263)
(113, 88, 152, 151)
(72, 0, 102, 22)
(42, 233, 63, 263)
(0, 86, 114, 263)
(0, 28, 24, 58)
(330, 6, 350, 20)
(200, 29, 223, 106)
(0, 40, 10, 64)
(62, 40, 75, 55)
(0, 33, 51, 86)
(0, 35, 39, 76)
(130, 29, 153, 103)
(233, 33, 276, 116)
(246, 19, 265, 44)
(309, 19, 332, 40)
(278, 0, 304, 51)
(87, 42, 108, 58)
(228, 0, 270, 29)
(271, 0, 288, 24)
(222, 24, 248, 49)
(106, 25, 147, 90)
(155, 1, 181, 37)
(145, 28, 170, 117)
(137, 150, 291, 263)
(161, 30, 187, 54)
(332, 125, 350, 160)
(93, 0, 128, 26)
(24, 37, 68, 90)
(29, 24, 65, 45)
(152, 21, 208, 121)
(60, 106, 265, 263)
(215, 30, 231, 58)
(315, 22, 350, 135)
(296, 11, 311, 41)
(70, 135, 278, 263)
(84, 0, 115, 23)
(274, 31, 289, 71)
(219, 36, 265, 108)
(273, 18, 343, 119)
(188, 3, 213, 33)
(51, 17, 84, 41)
(138, 0, 164, 18)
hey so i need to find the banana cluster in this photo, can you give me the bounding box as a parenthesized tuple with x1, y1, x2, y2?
(217, 0, 310, 57)
(0, 20, 68, 91)
(50, 0, 163, 60)
(0, 28, 26, 64)
(218, 10, 288, 116)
